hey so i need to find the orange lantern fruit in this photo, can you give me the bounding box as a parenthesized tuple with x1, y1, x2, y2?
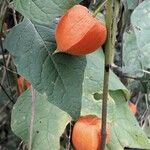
(72, 115, 110, 150)
(55, 5, 107, 56)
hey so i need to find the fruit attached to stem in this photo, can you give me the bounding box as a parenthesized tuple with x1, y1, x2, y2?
(72, 115, 110, 150)
(55, 5, 107, 56)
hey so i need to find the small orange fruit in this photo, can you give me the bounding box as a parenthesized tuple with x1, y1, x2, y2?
(72, 115, 110, 150)
(128, 102, 137, 115)
(55, 5, 107, 56)
(17, 76, 31, 93)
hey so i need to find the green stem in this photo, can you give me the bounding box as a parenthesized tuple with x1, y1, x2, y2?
(101, 0, 112, 150)
(111, 0, 120, 63)
(92, 0, 108, 17)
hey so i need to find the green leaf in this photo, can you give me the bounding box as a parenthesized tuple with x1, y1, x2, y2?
(123, 31, 143, 77)
(124, 0, 139, 10)
(11, 89, 71, 150)
(13, 0, 81, 24)
(4, 18, 128, 118)
(5, 18, 86, 118)
(82, 90, 150, 149)
(142, 115, 150, 138)
(109, 91, 150, 149)
(84, 51, 128, 95)
(123, 0, 150, 76)
(131, 0, 150, 68)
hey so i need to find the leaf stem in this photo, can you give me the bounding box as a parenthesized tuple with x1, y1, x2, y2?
(92, 0, 108, 17)
(29, 87, 36, 150)
(101, 0, 112, 150)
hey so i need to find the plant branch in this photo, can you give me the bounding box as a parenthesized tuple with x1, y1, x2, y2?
(0, 38, 13, 92)
(101, 0, 112, 150)
(93, 0, 108, 17)
(0, 54, 11, 86)
(6, 2, 20, 95)
(0, 3, 15, 102)
(0, 0, 8, 31)
(0, 82, 14, 104)
(66, 122, 72, 150)
(29, 86, 36, 150)
(111, 0, 120, 63)
(0, 65, 18, 74)
(8, 2, 17, 25)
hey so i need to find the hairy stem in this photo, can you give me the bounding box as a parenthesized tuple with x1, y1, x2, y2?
(101, 0, 112, 150)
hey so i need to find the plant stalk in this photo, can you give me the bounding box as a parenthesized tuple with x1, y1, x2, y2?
(111, 0, 120, 63)
(101, 0, 112, 150)
(93, 0, 108, 17)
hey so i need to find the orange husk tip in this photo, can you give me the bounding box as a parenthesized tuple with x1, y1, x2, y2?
(55, 5, 107, 56)
(72, 115, 110, 150)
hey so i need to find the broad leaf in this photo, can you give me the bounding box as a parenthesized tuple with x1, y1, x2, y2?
(123, 31, 143, 77)
(13, 0, 81, 24)
(5, 18, 86, 118)
(131, 0, 150, 68)
(131, 0, 150, 54)
(82, 90, 150, 149)
(108, 91, 150, 149)
(11, 89, 71, 150)
(4, 18, 128, 118)
(123, 0, 150, 76)
(124, 0, 139, 10)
